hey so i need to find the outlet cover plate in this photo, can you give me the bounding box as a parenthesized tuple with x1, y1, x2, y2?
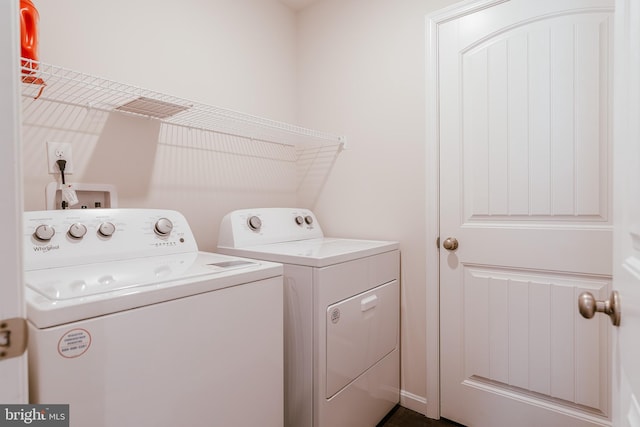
(47, 141, 74, 174)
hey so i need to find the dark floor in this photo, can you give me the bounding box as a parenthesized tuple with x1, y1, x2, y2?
(377, 406, 465, 427)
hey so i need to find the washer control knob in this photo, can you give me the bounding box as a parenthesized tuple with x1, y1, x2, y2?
(98, 222, 116, 237)
(154, 218, 174, 236)
(34, 224, 55, 242)
(304, 215, 314, 225)
(247, 215, 262, 231)
(295, 216, 304, 226)
(68, 223, 87, 239)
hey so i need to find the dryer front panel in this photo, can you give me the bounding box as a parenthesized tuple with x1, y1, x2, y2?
(325, 279, 399, 398)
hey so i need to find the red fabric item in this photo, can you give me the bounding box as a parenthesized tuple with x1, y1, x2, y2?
(20, 0, 40, 73)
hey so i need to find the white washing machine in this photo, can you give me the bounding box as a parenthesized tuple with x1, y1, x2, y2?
(217, 208, 400, 427)
(24, 208, 284, 427)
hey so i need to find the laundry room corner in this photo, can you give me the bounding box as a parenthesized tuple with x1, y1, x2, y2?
(11, 0, 640, 425)
(295, 0, 459, 416)
(17, 0, 463, 421)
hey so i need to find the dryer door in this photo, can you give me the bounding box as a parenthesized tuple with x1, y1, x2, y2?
(325, 279, 399, 398)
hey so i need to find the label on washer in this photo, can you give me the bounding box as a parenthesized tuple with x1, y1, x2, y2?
(57, 328, 91, 358)
(330, 308, 340, 324)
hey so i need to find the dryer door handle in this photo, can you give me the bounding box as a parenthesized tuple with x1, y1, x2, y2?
(361, 295, 378, 312)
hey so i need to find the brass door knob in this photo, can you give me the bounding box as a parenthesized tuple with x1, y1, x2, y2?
(578, 291, 621, 327)
(442, 237, 458, 251)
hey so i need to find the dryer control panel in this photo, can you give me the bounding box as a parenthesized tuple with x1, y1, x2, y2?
(24, 209, 198, 270)
(218, 208, 324, 248)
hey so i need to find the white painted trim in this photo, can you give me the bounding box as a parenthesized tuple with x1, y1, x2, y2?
(0, 0, 27, 403)
(400, 389, 428, 415)
(429, 0, 509, 25)
(424, 9, 441, 421)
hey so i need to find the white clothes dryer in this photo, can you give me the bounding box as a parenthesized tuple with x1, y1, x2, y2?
(217, 208, 400, 427)
(24, 209, 284, 427)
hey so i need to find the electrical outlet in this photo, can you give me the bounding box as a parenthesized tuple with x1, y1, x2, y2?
(47, 141, 74, 175)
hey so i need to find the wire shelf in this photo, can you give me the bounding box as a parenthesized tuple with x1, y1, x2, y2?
(20, 59, 346, 148)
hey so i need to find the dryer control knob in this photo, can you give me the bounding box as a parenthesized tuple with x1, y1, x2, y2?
(154, 218, 174, 236)
(34, 224, 55, 242)
(295, 216, 304, 225)
(304, 215, 314, 225)
(247, 215, 262, 231)
(98, 222, 116, 237)
(68, 223, 87, 239)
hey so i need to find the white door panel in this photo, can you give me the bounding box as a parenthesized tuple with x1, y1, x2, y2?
(461, 14, 610, 222)
(461, 267, 610, 409)
(437, 1, 613, 425)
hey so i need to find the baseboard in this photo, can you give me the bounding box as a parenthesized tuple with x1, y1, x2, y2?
(399, 390, 428, 415)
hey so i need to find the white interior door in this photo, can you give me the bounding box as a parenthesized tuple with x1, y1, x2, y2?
(612, 1, 640, 426)
(0, 0, 28, 403)
(437, 1, 614, 426)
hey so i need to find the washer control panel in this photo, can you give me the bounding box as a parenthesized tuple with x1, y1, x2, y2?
(24, 209, 198, 270)
(218, 208, 324, 248)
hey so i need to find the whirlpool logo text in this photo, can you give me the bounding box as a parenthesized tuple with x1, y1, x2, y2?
(31, 245, 59, 253)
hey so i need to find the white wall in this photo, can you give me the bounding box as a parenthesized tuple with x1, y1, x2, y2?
(22, 0, 300, 251)
(37, 0, 297, 120)
(296, 0, 458, 413)
(21, 0, 463, 416)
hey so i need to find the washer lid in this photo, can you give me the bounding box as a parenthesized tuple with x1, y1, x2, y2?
(26, 252, 268, 301)
(219, 237, 399, 267)
(25, 251, 283, 328)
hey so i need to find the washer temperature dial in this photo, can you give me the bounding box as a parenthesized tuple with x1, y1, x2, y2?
(98, 222, 116, 237)
(154, 218, 174, 236)
(34, 224, 55, 242)
(68, 223, 87, 239)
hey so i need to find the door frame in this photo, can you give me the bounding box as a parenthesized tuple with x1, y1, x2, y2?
(0, 0, 28, 403)
(611, 0, 640, 424)
(426, 0, 618, 422)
